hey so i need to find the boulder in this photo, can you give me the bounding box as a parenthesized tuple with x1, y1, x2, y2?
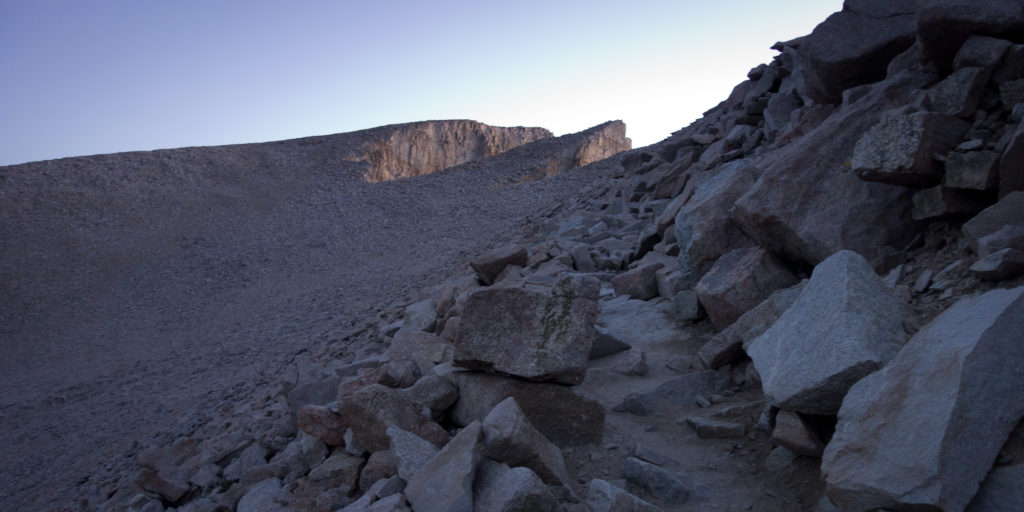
(963, 191, 1024, 252)
(674, 161, 758, 287)
(967, 465, 1024, 512)
(448, 372, 604, 446)
(134, 468, 190, 503)
(378, 359, 421, 389)
(954, 35, 1014, 70)
(614, 371, 730, 417)
(697, 281, 805, 369)
(916, 0, 1024, 71)
(851, 112, 970, 186)
(385, 332, 453, 377)
(297, 405, 346, 446)
(359, 450, 398, 493)
(911, 185, 989, 220)
(977, 225, 1024, 257)
(930, 66, 993, 118)
(694, 247, 798, 330)
(798, 1, 916, 104)
(269, 431, 327, 480)
(586, 479, 661, 512)
(999, 121, 1024, 197)
(472, 461, 560, 512)
(611, 263, 664, 300)
(237, 478, 286, 512)
(684, 417, 746, 439)
(405, 422, 482, 512)
(481, 397, 570, 486)
(771, 410, 824, 457)
(822, 286, 1024, 511)
(596, 296, 690, 351)
(404, 375, 459, 414)
(308, 452, 363, 490)
(386, 426, 439, 482)
(969, 248, 1024, 280)
(396, 299, 437, 335)
(454, 276, 599, 385)
(733, 74, 925, 268)
(747, 250, 907, 414)
(338, 384, 449, 453)
(612, 349, 648, 377)
(944, 150, 1000, 191)
(589, 325, 632, 360)
(471, 245, 529, 285)
(622, 457, 690, 503)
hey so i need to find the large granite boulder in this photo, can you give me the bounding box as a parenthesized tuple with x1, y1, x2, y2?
(338, 384, 449, 453)
(448, 371, 604, 446)
(405, 422, 482, 512)
(963, 191, 1024, 252)
(798, 0, 917, 104)
(473, 461, 561, 512)
(454, 275, 599, 385)
(470, 245, 529, 285)
(851, 112, 970, 186)
(674, 161, 758, 287)
(916, 0, 1024, 71)
(481, 397, 570, 486)
(694, 246, 798, 330)
(822, 286, 1024, 511)
(747, 250, 907, 414)
(733, 73, 927, 268)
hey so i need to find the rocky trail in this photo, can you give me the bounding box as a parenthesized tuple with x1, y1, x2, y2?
(6, 1, 1024, 511)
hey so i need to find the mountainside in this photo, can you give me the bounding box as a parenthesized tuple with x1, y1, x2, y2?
(5, 1, 1024, 512)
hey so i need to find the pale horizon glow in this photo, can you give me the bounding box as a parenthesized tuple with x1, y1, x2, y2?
(0, 0, 843, 166)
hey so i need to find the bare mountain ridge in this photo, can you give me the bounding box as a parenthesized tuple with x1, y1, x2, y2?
(0, 119, 630, 512)
(0, 120, 629, 335)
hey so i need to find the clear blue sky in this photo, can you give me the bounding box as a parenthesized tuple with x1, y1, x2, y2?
(0, 0, 842, 166)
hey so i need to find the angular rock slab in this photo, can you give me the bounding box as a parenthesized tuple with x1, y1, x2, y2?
(798, 1, 916, 104)
(732, 74, 924, 268)
(695, 246, 798, 330)
(454, 275, 599, 385)
(471, 244, 528, 285)
(697, 281, 804, 369)
(673, 161, 758, 287)
(405, 421, 482, 512)
(851, 112, 970, 186)
(448, 371, 604, 446)
(622, 457, 690, 503)
(962, 191, 1024, 252)
(338, 384, 449, 453)
(473, 461, 560, 512)
(587, 479, 661, 512)
(482, 397, 570, 486)
(747, 250, 907, 415)
(822, 286, 1024, 512)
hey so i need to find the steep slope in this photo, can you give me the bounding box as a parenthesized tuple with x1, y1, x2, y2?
(0, 123, 628, 512)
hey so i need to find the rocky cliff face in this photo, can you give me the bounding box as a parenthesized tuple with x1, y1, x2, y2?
(357, 120, 553, 182)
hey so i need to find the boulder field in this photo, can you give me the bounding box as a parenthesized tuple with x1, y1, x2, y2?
(9, 1, 1024, 511)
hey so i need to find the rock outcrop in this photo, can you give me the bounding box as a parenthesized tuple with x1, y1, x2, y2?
(359, 120, 552, 182)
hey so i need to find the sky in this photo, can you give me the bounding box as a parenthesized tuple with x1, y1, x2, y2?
(0, 0, 843, 166)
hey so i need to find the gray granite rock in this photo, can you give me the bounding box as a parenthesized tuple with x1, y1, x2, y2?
(454, 275, 599, 385)
(748, 250, 907, 414)
(822, 286, 1024, 511)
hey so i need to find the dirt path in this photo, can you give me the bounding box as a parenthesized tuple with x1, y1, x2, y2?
(0, 144, 615, 511)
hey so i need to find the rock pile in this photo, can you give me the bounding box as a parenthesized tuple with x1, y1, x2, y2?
(90, 1, 1024, 511)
